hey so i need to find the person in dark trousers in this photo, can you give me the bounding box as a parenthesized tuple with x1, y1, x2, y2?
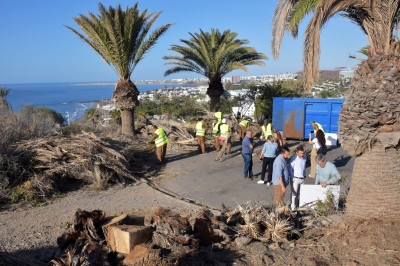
(241, 130, 254, 180)
(148, 125, 168, 165)
(258, 135, 278, 185)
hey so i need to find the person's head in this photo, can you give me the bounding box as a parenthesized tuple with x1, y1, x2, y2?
(313, 124, 319, 132)
(245, 130, 253, 138)
(316, 154, 327, 168)
(266, 135, 274, 142)
(198, 117, 203, 121)
(316, 130, 326, 146)
(310, 120, 316, 126)
(212, 117, 217, 123)
(151, 124, 158, 131)
(222, 118, 227, 124)
(274, 131, 283, 141)
(263, 119, 270, 125)
(281, 146, 290, 159)
(296, 146, 305, 158)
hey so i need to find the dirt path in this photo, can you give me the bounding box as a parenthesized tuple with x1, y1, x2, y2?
(0, 182, 202, 260)
(2, 140, 399, 265)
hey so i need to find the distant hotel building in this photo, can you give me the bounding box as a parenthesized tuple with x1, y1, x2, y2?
(231, 76, 240, 83)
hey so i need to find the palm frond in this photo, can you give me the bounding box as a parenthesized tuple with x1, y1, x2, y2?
(164, 28, 267, 81)
(272, 0, 301, 59)
(65, 3, 172, 80)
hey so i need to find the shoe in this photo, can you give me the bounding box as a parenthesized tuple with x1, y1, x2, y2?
(266, 182, 271, 186)
(155, 162, 163, 165)
(249, 176, 254, 180)
(257, 180, 265, 184)
(308, 174, 315, 178)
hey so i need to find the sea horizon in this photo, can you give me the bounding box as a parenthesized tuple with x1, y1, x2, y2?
(2, 82, 196, 122)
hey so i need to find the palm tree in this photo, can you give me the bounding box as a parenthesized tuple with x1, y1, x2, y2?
(85, 108, 100, 127)
(65, 3, 172, 136)
(0, 87, 12, 112)
(163, 29, 267, 111)
(272, 0, 400, 219)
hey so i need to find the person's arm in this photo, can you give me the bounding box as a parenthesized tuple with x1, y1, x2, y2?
(302, 158, 306, 178)
(279, 176, 286, 194)
(315, 165, 320, 185)
(327, 164, 341, 184)
(289, 157, 295, 179)
(308, 133, 314, 144)
(260, 143, 266, 158)
(148, 133, 158, 144)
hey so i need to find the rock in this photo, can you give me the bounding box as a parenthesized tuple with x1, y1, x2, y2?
(245, 241, 267, 254)
(268, 242, 280, 250)
(235, 236, 251, 248)
(327, 214, 343, 223)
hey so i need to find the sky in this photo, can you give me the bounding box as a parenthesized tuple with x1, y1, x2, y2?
(0, 0, 368, 84)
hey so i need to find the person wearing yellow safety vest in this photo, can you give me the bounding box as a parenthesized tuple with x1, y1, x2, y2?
(196, 117, 206, 154)
(218, 118, 232, 154)
(261, 119, 276, 140)
(238, 117, 251, 141)
(211, 117, 221, 151)
(310, 120, 325, 133)
(214, 108, 222, 123)
(148, 125, 168, 165)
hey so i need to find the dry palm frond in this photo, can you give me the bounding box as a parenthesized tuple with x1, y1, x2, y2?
(264, 215, 293, 242)
(238, 222, 262, 239)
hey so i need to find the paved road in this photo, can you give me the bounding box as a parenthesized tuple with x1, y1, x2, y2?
(157, 140, 355, 210)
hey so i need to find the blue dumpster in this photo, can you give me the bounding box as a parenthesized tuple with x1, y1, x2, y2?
(272, 97, 344, 139)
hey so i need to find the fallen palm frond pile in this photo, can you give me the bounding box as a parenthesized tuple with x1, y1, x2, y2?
(224, 201, 303, 242)
(49, 202, 316, 265)
(14, 135, 136, 199)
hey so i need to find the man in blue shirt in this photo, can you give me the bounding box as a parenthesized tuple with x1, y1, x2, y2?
(241, 130, 254, 180)
(315, 154, 341, 187)
(272, 146, 290, 204)
(289, 146, 307, 210)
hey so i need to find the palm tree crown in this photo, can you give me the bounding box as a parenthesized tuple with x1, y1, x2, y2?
(65, 3, 173, 135)
(163, 28, 267, 111)
(272, 0, 400, 89)
(65, 3, 173, 81)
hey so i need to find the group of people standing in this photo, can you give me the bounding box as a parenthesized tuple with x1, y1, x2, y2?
(148, 114, 341, 211)
(242, 119, 341, 211)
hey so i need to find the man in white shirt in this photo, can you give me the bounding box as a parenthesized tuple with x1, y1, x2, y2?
(289, 146, 307, 211)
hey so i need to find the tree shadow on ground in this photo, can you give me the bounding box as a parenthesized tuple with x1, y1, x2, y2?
(332, 155, 352, 168)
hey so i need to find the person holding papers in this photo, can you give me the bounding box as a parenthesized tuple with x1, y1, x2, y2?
(315, 154, 341, 188)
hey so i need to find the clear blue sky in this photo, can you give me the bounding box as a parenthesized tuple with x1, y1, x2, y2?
(0, 0, 367, 84)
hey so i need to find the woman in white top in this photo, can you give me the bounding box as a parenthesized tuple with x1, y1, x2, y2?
(308, 129, 326, 178)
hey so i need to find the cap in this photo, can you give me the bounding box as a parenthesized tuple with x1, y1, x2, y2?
(264, 119, 269, 123)
(310, 120, 315, 125)
(222, 118, 227, 123)
(212, 117, 217, 120)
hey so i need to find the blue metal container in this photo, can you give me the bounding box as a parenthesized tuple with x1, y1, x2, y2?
(272, 97, 344, 139)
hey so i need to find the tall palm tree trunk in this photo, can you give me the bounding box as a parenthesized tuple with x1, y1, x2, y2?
(112, 80, 139, 136)
(338, 54, 400, 218)
(346, 143, 400, 218)
(207, 80, 224, 112)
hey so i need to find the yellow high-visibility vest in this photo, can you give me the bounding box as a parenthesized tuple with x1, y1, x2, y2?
(262, 123, 273, 137)
(155, 128, 168, 147)
(220, 124, 229, 138)
(315, 122, 325, 132)
(239, 119, 249, 128)
(196, 121, 205, 136)
(214, 112, 222, 123)
(212, 122, 221, 137)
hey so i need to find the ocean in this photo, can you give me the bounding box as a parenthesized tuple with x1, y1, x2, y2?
(1, 82, 193, 122)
